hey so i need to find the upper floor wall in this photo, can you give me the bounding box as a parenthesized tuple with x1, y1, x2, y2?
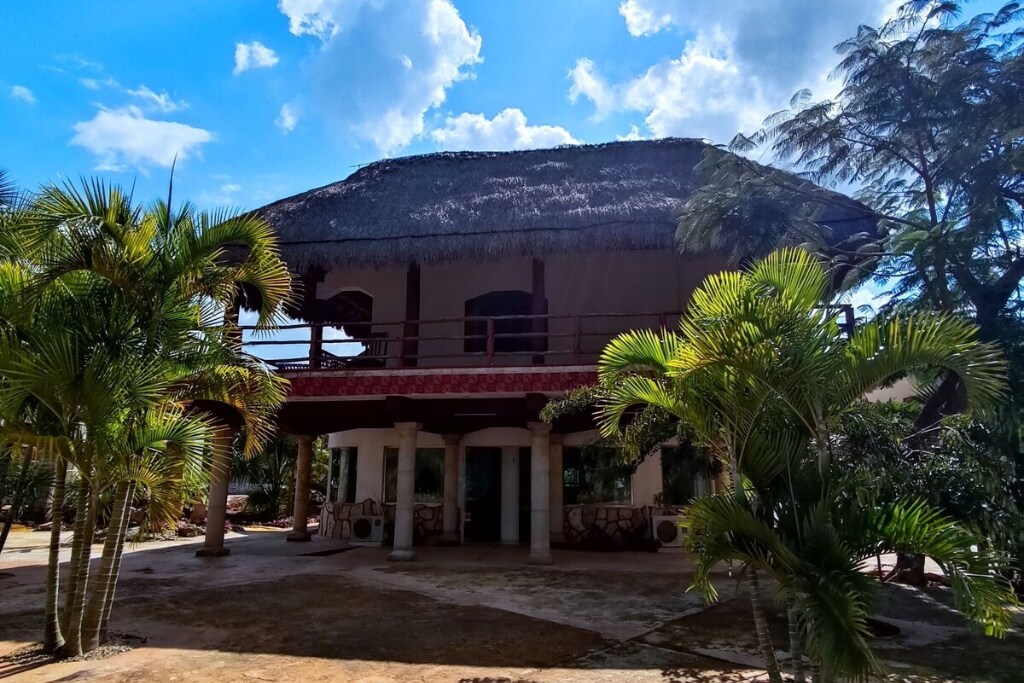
(298, 248, 729, 369)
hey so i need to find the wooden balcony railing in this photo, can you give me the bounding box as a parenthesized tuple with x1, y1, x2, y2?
(240, 305, 855, 372)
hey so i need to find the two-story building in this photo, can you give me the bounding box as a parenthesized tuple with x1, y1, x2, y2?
(216, 138, 868, 564)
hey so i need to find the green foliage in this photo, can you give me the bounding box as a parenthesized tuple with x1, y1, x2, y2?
(833, 402, 1019, 549)
(0, 176, 293, 654)
(599, 247, 1016, 680)
(232, 434, 296, 520)
(677, 3, 1024, 423)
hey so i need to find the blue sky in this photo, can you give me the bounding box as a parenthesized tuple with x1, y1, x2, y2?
(3, 0, 950, 212)
(3, 0, 1004, 332)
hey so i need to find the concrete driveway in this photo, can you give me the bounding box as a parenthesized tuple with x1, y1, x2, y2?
(1, 526, 1021, 682)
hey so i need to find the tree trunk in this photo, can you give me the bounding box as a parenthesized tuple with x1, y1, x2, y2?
(98, 482, 134, 643)
(788, 600, 806, 683)
(82, 480, 131, 651)
(0, 445, 35, 556)
(62, 474, 89, 630)
(43, 458, 67, 654)
(749, 570, 784, 683)
(63, 482, 98, 656)
(810, 658, 822, 683)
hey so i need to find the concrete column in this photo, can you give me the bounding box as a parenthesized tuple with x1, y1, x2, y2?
(528, 423, 552, 565)
(197, 424, 234, 557)
(441, 434, 461, 544)
(390, 422, 420, 561)
(548, 434, 564, 544)
(500, 446, 519, 545)
(287, 435, 314, 542)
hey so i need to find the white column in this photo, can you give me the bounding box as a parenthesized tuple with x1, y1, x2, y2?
(549, 434, 564, 544)
(389, 422, 420, 561)
(528, 423, 552, 565)
(197, 424, 234, 557)
(500, 446, 519, 545)
(287, 435, 313, 542)
(441, 434, 460, 544)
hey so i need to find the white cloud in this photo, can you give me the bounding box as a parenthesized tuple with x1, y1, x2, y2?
(126, 85, 187, 112)
(430, 108, 579, 151)
(572, 1, 894, 145)
(618, 0, 675, 36)
(199, 181, 244, 207)
(276, 103, 298, 133)
(10, 85, 37, 105)
(77, 78, 187, 114)
(234, 41, 280, 75)
(277, 0, 482, 154)
(71, 106, 213, 173)
(79, 77, 120, 91)
(617, 124, 645, 141)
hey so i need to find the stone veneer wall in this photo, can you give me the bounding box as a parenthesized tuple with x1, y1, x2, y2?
(319, 498, 457, 545)
(321, 499, 677, 549)
(562, 504, 682, 549)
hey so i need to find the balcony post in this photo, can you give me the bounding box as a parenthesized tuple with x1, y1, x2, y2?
(309, 324, 323, 369)
(486, 318, 495, 365)
(531, 258, 546, 364)
(572, 317, 582, 364)
(401, 262, 420, 367)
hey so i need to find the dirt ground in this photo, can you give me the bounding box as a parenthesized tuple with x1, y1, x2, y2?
(1, 525, 1022, 683)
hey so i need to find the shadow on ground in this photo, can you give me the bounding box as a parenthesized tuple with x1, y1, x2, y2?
(1, 529, 1022, 682)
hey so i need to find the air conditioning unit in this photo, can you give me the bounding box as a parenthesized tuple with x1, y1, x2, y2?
(350, 515, 385, 545)
(652, 515, 685, 549)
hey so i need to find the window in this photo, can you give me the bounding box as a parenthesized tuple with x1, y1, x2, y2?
(327, 447, 358, 503)
(562, 446, 632, 504)
(383, 447, 444, 503)
(660, 443, 716, 506)
(464, 290, 545, 354)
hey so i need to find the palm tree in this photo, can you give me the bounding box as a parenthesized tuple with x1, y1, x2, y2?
(596, 248, 1013, 681)
(0, 178, 292, 655)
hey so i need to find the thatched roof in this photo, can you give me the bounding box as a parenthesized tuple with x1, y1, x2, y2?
(256, 138, 872, 273)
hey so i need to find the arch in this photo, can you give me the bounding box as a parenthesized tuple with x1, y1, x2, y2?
(464, 290, 545, 354)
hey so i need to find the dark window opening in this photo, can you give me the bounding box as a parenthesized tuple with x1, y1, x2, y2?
(328, 447, 358, 503)
(383, 447, 444, 503)
(562, 446, 632, 504)
(660, 443, 718, 506)
(464, 290, 546, 354)
(317, 290, 387, 367)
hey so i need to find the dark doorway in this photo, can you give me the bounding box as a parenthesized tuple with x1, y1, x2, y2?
(465, 447, 502, 542)
(518, 447, 532, 543)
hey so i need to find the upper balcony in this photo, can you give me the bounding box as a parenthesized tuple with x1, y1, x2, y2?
(244, 305, 854, 405)
(242, 310, 682, 373)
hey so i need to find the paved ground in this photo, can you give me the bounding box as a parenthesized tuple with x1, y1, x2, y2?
(1, 525, 1022, 682)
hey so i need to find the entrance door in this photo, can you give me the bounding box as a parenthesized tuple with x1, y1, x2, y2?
(465, 447, 502, 542)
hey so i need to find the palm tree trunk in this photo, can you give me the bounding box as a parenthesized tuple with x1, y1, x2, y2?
(98, 482, 134, 643)
(43, 458, 67, 654)
(788, 600, 806, 683)
(810, 658, 822, 683)
(0, 445, 35, 556)
(64, 481, 98, 656)
(62, 474, 88, 630)
(749, 570, 784, 683)
(82, 480, 130, 652)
